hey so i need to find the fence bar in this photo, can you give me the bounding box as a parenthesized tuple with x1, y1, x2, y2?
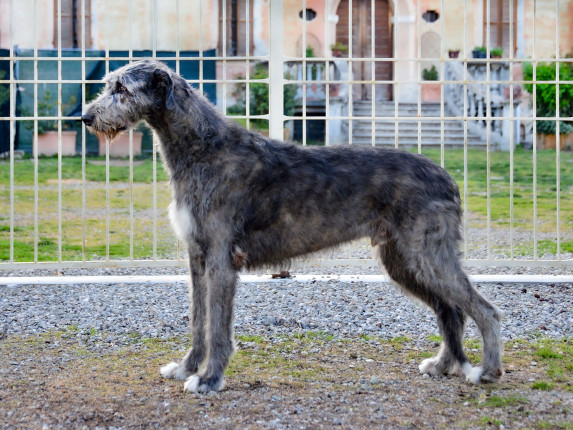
(81, 0, 87, 262)
(393, 0, 399, 149)
(485, 0, 491, 261)
(371, 0, 375, 147)
(532, 0, 538, 260)
(555, 0, 561, 260)
(33, 0, 39, 263)
(440, 0, 445, 168)
(463, 0, 469, 261)
(416, 0, 421, 154)
(57, 0, 63, 263)
(509, 0, 515, 260)
(152, 0, 158, 260)
(268, 0, 284, 140)
(302, 0, 307, 145)
(348, 0, 353, 145)
(8, 0, 14, 263)
(129, 0, 135, 261)
(324, 0, 330, 146)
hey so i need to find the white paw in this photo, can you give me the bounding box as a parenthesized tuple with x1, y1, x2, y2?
(183, 375, 225, 393)
(160, 362, 191, 381)
(419, 358, 439, 375)
(183, 375, 201, 392)
(465, 365, 484, 384)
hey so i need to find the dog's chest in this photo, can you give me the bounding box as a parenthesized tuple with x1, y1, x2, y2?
(168, 200, 197, 241)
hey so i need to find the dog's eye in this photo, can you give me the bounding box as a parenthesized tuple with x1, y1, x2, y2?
(119, 86, 127, 93)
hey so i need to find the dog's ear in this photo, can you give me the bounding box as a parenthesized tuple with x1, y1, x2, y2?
(153, 68, 176, 110)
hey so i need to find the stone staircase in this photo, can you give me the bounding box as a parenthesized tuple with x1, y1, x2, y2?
(350, 101, 485, 148)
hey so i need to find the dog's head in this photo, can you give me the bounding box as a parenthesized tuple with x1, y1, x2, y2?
(81, 60, 177, 141)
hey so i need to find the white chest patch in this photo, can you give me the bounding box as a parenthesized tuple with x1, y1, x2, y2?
(168, 200, 196, 241)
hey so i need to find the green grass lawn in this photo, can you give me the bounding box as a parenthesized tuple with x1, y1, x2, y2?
(0, 147, 572, 263)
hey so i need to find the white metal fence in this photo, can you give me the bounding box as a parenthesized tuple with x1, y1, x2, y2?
(0, 0, 571, 269)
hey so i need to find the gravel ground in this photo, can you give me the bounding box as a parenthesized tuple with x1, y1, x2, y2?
(1, 235, 573, 342)
(1, 240, 573, 429)
(1, 260, 572, 343)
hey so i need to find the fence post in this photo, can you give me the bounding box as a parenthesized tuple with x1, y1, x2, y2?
(268, 0, 284, 141)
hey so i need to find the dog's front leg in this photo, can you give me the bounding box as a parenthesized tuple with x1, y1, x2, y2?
(183, 249, 238, 393)
(161, 247, 208, 381)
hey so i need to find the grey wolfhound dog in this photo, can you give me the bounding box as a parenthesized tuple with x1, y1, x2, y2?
(82, 60, 503, 393)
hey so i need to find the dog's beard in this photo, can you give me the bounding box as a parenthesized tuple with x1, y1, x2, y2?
(90, 125, 128, 143)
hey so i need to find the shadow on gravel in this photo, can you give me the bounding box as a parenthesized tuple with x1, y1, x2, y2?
(0, 330, 572, 429)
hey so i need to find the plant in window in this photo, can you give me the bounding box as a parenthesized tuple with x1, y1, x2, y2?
(448, 49, 460, 59)
(422, 65, 439, 81)
(472, 46, 487, 59)
(491, 47, 504, 58)
(330, 41, 348, 57)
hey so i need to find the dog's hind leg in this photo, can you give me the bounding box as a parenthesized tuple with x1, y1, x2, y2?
(454, 272, 504, 383)
(375, 235, 503, 383)
(183, 248, 238, 393)
(161, 247, 208, 381)
(419, 298, 467, 376)
(375, 242, 470, 376)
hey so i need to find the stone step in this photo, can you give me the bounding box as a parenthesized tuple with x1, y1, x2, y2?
(350, 137, 487, 149)
(352, 129, 483, 140)
(351, 101, 485, 147)
(352, 102, 444, 117)
(351, 121, 471, 132)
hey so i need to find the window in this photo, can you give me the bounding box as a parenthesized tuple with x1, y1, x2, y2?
(299, 9, 317, 21)
(422, 10, 440, 23)
(483, 0, 517, 55)
(219, 0, 254, 56)
(53, 0, 92, 49)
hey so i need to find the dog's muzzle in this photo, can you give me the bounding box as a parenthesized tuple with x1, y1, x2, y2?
(81, 114, 94, 126)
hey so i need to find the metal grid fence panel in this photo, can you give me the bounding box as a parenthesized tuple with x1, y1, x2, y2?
(0, 0, 571, 269)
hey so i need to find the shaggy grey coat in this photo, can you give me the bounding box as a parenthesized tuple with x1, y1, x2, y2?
(82, 60, 503, 393)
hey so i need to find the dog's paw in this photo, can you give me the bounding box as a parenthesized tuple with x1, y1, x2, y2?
(463, 364, 503, 384)
(480, 367, 504, 383)
(419, 358, 439, 375)
(419, 357, 455, 376)
(160, 362, 191, 381)
(183, 375, 225, 393)
(464, 365, 483, 384)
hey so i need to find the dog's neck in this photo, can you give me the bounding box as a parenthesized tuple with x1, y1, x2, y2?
(146, 93, 228, 178)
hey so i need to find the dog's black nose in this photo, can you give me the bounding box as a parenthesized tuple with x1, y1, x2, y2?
(81, 114, 94, 126)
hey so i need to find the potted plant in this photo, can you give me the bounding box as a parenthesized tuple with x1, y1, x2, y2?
(25, 90, 77, 156)
(490, 47, 504, 58)
(421, 65, 440, 102)
(330, 41, 348, 58)
(448, 49, 460, 59)
(472, 46, 487, 59)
